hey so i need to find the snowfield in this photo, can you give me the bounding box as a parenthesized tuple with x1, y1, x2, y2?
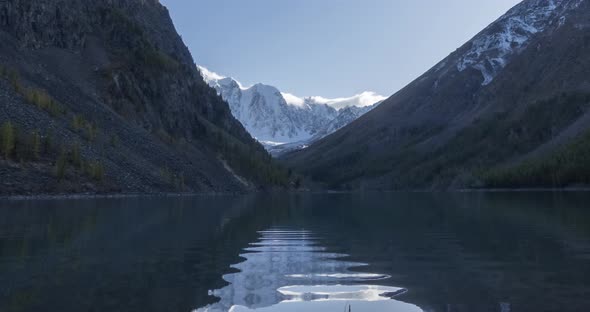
(198, 65, 384, 155)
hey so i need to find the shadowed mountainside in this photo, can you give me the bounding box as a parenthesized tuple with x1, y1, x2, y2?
(0, 0, 290, 195)
(283, 0, 590, 190)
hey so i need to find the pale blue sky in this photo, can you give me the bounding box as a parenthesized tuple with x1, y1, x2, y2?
(161, 0, 521, 98)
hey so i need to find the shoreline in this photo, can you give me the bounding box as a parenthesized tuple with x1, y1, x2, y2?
(1, 187, 590, 201)
(458, 187, 590, 192)
(0, 191, 249, 201)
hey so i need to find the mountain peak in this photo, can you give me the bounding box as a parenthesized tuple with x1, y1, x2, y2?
(197, 65, 247, 90)
(197, 65, 225, 84)
(198, 65, 384, 155)
(306, 91, 387, 110)
(456, 0, 584, 85)
(197, 65, 385, 110)
(284, 0, 590, 190)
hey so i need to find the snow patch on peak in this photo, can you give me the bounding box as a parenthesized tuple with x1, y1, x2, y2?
(309, 91, 387, 110)
(197, 65, 248, 90)
(281, 91, 387, 111)
(281, 92, 306, 108)
(457, 0, 582, 85)
(197, 65, 225, 84)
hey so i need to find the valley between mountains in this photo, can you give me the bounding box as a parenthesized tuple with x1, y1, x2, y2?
(0, 0, 589, 195)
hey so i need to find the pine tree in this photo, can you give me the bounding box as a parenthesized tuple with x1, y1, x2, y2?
(1, 121, 15, 159)
(55, 148, 67, 181)
(31, 130, 41, 160)
(70, 142, 82, 168)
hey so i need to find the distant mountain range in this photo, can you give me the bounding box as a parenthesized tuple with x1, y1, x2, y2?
(284, 0, 590, 190)
(198, 66, 384, 156)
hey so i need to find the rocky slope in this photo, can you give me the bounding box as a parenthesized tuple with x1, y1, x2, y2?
(199, 66, 382, 156)
(284, 0, 590, 190)
(0, 0, 289, 195)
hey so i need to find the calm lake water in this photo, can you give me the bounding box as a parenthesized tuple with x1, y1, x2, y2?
(1, 192, 589, 312)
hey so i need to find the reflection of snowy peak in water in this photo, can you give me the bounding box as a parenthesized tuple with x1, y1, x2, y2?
(195, 228, 423, 312)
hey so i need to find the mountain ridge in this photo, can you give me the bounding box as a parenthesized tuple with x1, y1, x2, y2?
(283, 0, 590, 190)
(198, 66, 383, 155)
(0, 0, 289, 195)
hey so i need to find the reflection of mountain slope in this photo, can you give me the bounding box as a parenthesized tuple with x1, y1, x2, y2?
(195, 228, 422, 312)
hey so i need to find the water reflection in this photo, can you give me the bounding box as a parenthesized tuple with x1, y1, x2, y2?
(196, 228, 422, 312)
(1, 192, 590, 312)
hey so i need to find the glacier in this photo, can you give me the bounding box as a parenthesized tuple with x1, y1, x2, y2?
(198, 65, 384, 156)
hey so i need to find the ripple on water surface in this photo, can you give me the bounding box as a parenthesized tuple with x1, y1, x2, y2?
(195, 228, 423, 312)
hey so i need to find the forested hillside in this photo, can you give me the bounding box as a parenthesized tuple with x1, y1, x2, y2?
(0, 0, 290, 195)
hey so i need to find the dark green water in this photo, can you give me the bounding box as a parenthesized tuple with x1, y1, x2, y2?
(1, 192, 589, 312)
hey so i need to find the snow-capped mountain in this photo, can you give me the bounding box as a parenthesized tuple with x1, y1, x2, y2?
(311, 104, 380, 140)
(198, 65, 384, 155)
(457, 0, 584, 85)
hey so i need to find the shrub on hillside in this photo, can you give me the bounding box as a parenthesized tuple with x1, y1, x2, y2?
(85, 160, 105, 182)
